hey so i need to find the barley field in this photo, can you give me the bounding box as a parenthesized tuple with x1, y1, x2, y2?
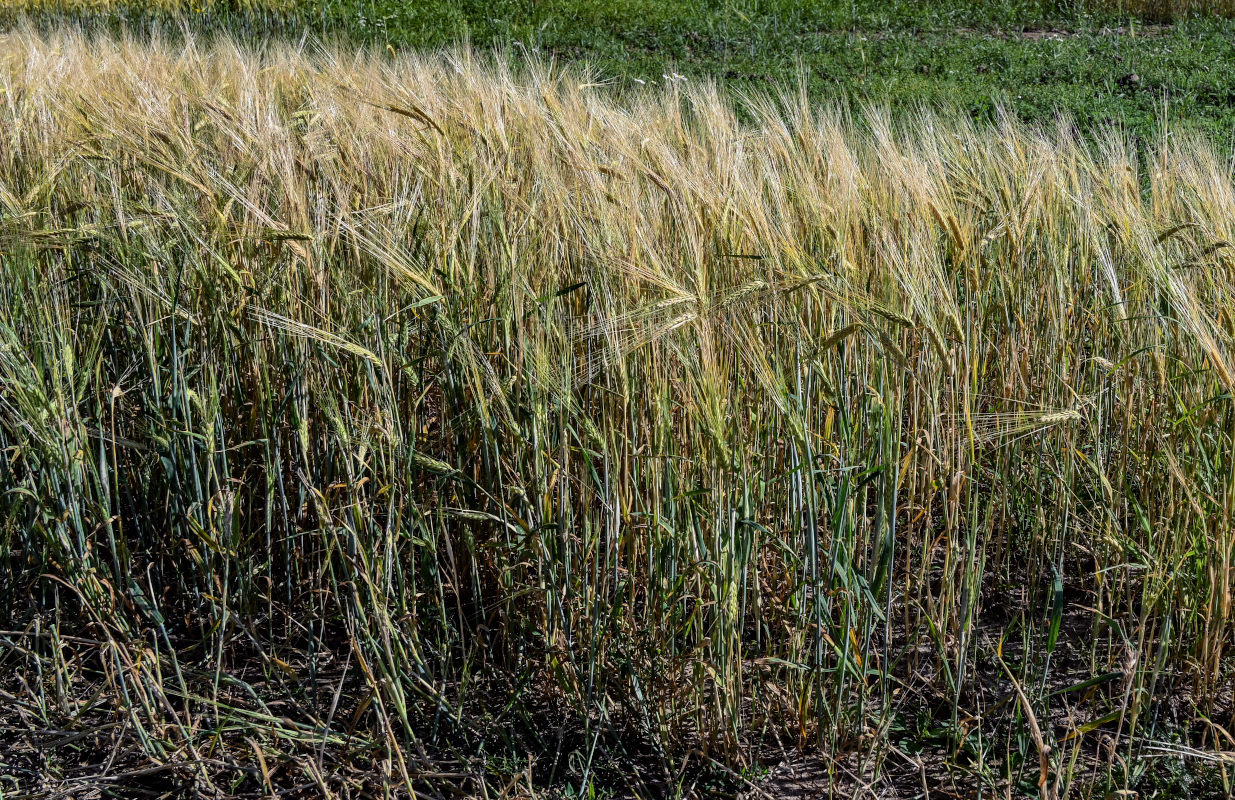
(3, 27, 1235, 799)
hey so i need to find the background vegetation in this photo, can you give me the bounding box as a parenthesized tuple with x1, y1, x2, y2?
(11, 0, 1235, 140)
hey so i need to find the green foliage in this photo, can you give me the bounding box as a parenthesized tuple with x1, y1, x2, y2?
(10, 0, 1235, 141)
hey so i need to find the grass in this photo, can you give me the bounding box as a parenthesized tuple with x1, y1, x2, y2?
(5, 26, 1235, 799)
(12, 0, 1235, 142)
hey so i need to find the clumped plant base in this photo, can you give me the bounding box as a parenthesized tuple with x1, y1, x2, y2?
(3, 29, 1235, 799)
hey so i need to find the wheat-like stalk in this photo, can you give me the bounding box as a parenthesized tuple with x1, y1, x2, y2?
(0, 28, 1232, 798)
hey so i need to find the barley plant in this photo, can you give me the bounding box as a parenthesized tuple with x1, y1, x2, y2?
(2, 28, 1235, 798)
